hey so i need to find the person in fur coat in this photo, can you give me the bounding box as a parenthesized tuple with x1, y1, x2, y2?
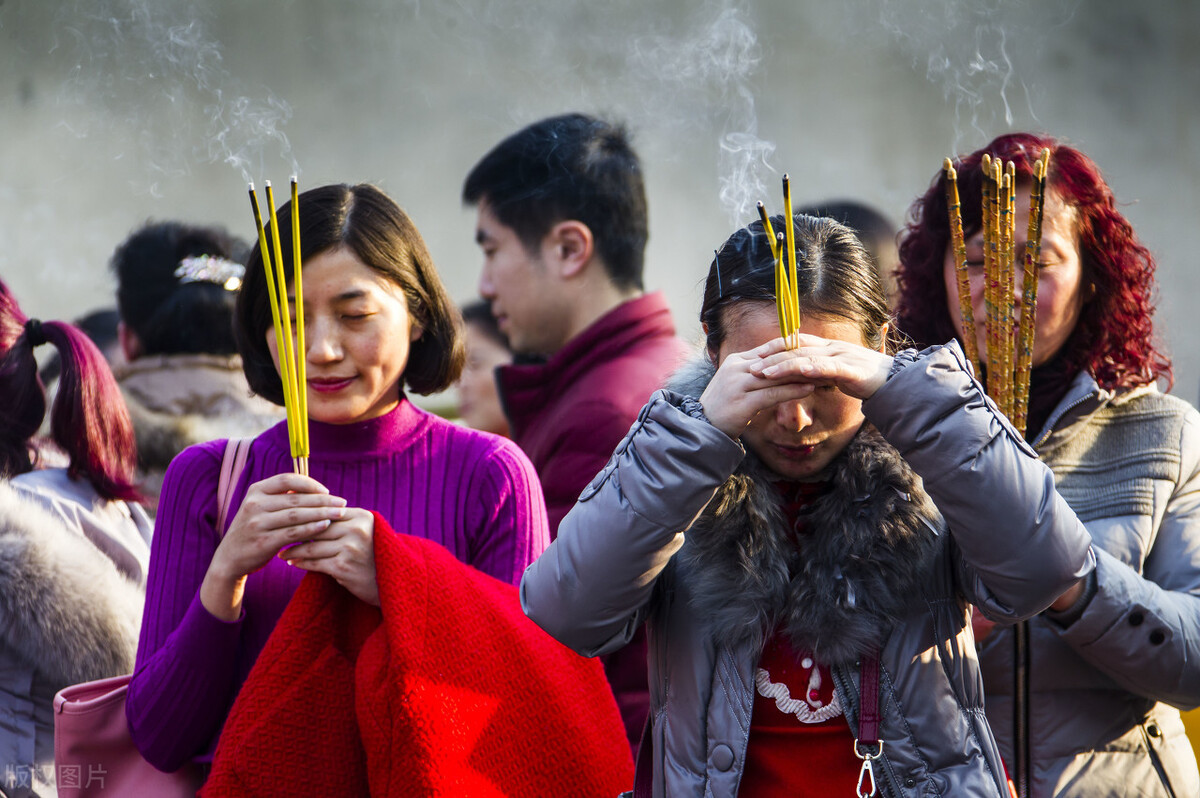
(521, 214, 1096, 797)
(0, 283, 149, 798)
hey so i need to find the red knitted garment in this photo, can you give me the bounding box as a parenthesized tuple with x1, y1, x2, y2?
(202, 512, 633, 796)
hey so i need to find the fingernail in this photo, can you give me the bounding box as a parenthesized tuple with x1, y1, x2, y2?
(763, 364, 778, 376)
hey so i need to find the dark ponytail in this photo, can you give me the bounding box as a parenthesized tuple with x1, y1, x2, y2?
(0, 282, 140, 501)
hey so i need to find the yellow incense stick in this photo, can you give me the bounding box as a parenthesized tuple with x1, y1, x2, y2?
(758, 202, 789, 339)
(775, 231, 793, 339)
(782, 175, 800, 349)
(249, 184, 297, 448)
(943, 159, 981, 376)
(757, 202, 780, 262)
(264, 181, 302, 462)
(290, 177, 309, 472)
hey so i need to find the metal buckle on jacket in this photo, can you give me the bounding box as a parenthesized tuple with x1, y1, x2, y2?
(853, 739, 883, 797)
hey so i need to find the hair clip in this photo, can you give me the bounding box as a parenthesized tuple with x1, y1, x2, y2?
(174, 255, 245, 291)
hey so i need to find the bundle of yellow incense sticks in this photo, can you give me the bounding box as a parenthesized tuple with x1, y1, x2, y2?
(945, 149, 1051, 436)
(248, 178, 310, 475)
(757, 176, 803, 348)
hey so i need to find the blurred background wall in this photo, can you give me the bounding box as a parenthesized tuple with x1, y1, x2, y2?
(2, 0, 1197, 403)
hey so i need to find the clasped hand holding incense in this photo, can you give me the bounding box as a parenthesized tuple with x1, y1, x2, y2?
(699, 335, 891, 441)
(201, 473, 369, 621)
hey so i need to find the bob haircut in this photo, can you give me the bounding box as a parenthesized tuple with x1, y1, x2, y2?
(0, 281, 140, 501)
(896, 132, 1171, 391)
(235, 183, 465, 405)
(701, 214, 895, 358)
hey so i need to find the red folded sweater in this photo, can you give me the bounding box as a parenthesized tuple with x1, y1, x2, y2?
(202, 513, 633, 796)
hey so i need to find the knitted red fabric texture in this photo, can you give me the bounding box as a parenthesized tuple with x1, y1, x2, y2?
(202, 512, 633, 796)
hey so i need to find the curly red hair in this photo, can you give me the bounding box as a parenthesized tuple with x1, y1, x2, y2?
(896, 132, 1171, 390)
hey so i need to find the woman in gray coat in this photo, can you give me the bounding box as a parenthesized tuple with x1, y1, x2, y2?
(897, 132, 1200, 797)
(521, 214, 1095, 797)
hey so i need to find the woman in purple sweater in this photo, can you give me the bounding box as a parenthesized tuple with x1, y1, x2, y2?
(126, 184, 550, 773)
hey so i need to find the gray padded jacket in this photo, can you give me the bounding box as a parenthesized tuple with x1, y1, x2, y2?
(522, 343, 1095, 797)
(980, 370, 1200, 797)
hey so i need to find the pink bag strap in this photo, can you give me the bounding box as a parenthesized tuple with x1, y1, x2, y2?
(215, 438, 253, 535)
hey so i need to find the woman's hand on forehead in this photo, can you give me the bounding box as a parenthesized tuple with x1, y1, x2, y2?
(750, 335, 892, 400)
(699, 346, 821, 440)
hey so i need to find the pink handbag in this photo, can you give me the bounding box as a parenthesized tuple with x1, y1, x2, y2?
(52, 438, 252, 798)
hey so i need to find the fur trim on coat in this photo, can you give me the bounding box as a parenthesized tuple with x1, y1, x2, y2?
(667, 356, 945, 665)
(0, 481, 144, 684)
(118, 353, 283, 476)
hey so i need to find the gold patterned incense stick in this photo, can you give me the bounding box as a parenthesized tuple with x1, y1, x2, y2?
(1013, 150, 1051, 435)
(944, 159, 981, 376)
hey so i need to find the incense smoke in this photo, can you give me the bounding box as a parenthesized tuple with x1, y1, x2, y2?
(842, 0, 1080, 151)
(388, 0, 775, 228)
(48, 0, 297, 187)
(629, 6, 776, 226)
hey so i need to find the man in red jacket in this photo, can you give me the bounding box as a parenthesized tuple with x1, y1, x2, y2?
(464, 113, 690, 753)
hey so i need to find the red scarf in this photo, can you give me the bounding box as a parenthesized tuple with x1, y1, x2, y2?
(202, 513, 633, 796)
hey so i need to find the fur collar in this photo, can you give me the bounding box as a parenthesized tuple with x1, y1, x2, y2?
(668, 356, 945, 665)
(0, 482, 143, 683)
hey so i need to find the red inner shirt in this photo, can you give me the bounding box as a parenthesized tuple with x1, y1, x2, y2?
(737, 482, 860, 797)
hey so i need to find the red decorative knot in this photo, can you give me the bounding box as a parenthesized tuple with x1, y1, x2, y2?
(808, 690, 821, 703)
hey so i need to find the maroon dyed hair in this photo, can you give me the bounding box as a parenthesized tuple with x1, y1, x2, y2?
(0, 283, 141, 501)
(896, 132, 1171, 390)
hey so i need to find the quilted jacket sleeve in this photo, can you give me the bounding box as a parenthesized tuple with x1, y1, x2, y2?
(520, 391, 744, 656)
(863, 342, 1096, 621)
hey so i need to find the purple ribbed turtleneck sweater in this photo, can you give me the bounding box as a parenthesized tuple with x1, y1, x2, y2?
(126, 398, 549, 772)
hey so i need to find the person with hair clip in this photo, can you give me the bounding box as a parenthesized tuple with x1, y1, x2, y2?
(110, 220, 283, 515)
(897, 132, 1200, 797)
(0, 280, 150, 798)
(521, 214, 1096, 797)
(125, 184, 552, 779)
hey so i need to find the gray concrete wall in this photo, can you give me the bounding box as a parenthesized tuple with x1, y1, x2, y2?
(2, 0, 1197, 402)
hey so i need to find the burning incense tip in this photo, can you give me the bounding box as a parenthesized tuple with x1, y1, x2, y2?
(248, 182, 255, 191)
(943, 157, 954, 172)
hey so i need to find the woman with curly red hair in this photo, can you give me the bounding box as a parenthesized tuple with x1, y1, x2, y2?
(897, 132, 1200, 797)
